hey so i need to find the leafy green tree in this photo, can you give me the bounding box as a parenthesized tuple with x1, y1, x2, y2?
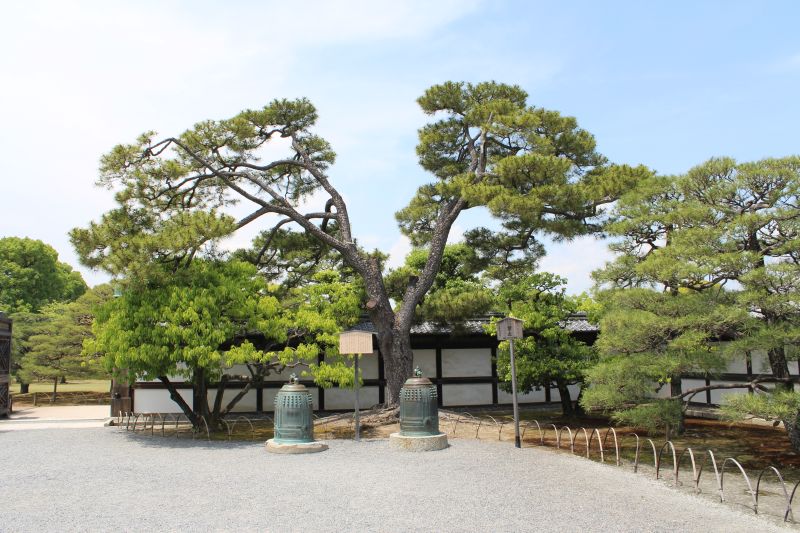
(584, 157, 800, 445)
(71, 82, 647, 405)
(0, 237, 87, 313)
(490, 273, 595, 416)
(18, 285, 112, 401)
(387, 245, 595, 415)
(1, 238, 89, 391)
(87, 260, 360, 429)
(385, 244, 495, 325)
(9, 311, 49, 393)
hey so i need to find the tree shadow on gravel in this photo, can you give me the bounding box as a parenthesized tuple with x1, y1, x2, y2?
(114, 430, 261, 450)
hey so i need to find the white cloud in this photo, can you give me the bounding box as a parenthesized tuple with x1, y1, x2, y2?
(447, 223, 465, 244)
(538, 236, 615, 295)
(0, 1, 483, 286)
(386, 235, 413, 268)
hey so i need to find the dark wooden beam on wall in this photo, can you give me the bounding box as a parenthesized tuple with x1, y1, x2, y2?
(490, 346, 498, 405)
(435, 347, 443, 407)
(377, 347, 385, 405)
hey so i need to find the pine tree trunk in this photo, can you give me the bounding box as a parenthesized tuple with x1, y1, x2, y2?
(158, 376, 199, 427)
(19, 382, 29, 394)
(574, 385, 586, 417)
(784, 415, 800, 453)
(51, 377, 58, 403)
(557, 381, 574, 417)
(765, 344, 800, 452)
(377, 326, 414, 406)
(191, 367, 212, 432)
(669, 378, 685, 435)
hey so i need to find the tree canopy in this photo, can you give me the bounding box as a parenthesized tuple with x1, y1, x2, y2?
(16, 285, 112, 400)
(584, 156, 800, 444)
(71, 81, 648, 405)
(0, 237, 87, 313)
(490, 273, 595, 416)
(87, 259, 361, 428)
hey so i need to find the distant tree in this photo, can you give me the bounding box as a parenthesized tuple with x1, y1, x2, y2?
(87, 260, 360, 430)
(0, 237, 87, 314)
(9, 311, 49, 393)
(583, 157, 800, 445)
(18, 285, 112, 401)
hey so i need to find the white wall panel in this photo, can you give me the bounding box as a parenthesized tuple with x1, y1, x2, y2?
(442, 384, 493, 406)
(318, 352, 379, 379)
(323, 386, 379, 410)
(133, 388, 192, 413)
(205, 388, 257, 412)
(681, 378, 707, 403)
(548, 384, 583, 402)
(654, 384, 672, 399)
(497, 386, 546, 404)
(442, 348, 492, 377)
(412, 349, 437, 377)
(725, 356, 748, 374)
(710, 381, 749, 405)
(751, 350, 772, 374)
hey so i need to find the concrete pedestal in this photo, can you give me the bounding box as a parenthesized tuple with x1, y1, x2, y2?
(389, 432, 448, 452)
(265, 439, 328, 454)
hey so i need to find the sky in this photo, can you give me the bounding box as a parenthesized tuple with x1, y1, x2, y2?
(2, 0, 799, 293)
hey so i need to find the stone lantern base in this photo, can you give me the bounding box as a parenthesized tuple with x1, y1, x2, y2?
(265, 439, 328, 454)
(389, 432, 448, 452)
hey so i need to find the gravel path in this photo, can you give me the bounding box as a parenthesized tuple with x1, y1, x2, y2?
(0, 428, 791, 532)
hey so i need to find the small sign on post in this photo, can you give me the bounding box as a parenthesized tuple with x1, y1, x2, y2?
(496, 317, 524, 449)
(497, 317, 524, 341)
(339, 330, 374, 442)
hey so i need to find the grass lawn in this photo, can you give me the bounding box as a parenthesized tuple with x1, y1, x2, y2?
(16, 379, 110, 394)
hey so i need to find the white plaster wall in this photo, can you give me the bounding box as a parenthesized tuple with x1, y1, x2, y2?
(711, 381, 749, 405)
(412, 349, 437, 377)
(654, 384, 672, 399)
(681, 378, 707, 403)
(790, 361, 799, 375)
(725, 356, 748, 374)
(497, 386, 546, 404)
(133, 388, 192, 413)
(751, 350, 772, 374)
(323, 386, 380, 410)
(343, 352, 379, 380)
(441, 348, 491, 377)
(569, 384, 581, 399)
(225, 364, 250, 378)
(205, 388, 257, 412)
(548, 384, 582, 402)
(442, 384, 493, 406)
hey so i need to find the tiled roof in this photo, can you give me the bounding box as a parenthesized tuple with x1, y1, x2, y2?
(348, 312, 598, 336)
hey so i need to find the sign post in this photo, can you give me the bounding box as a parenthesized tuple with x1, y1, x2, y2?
(339, 330, 374, 442)
(497, 317, 524, 448)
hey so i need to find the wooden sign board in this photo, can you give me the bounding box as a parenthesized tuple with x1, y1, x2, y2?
(496, 317, 524, 340)
(339, 330, 374, 354)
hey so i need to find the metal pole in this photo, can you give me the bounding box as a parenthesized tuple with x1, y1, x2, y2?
(354, 353, 360, 442)
(509, 338, 521, 448)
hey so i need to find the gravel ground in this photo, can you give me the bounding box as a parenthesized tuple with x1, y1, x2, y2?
(0, 428, 792, 532)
